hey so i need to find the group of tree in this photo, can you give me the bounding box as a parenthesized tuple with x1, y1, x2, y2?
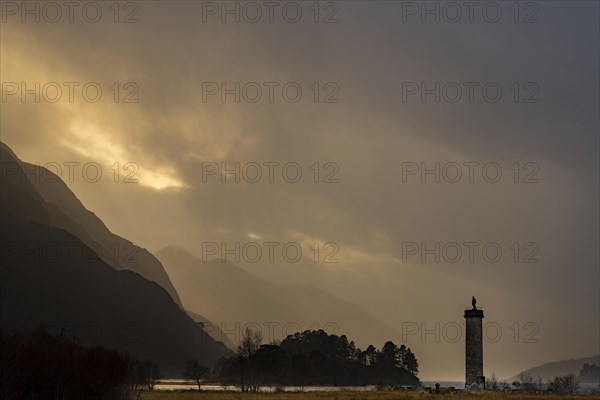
(487, 373, 512, 392)
(504, 372, 580, 394)
(205, 328, 419, 390)
(511, 372, 546, 393)
(0, 327, 162, 400)
(548, 374, 580, 394)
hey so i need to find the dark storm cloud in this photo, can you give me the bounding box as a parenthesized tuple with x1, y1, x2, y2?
(1, 0, 598, 380)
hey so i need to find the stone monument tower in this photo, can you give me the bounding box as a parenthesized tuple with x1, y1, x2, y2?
(464, 296, 485, 390)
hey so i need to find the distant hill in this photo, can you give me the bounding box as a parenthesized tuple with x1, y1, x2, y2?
(186, 309, 236, 350)
(509, 355, 600, 382)
(0, 142, 231, 374)
(155, 246, 402, 350)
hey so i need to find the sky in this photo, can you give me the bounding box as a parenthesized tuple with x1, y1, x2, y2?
(1, 0, 599, 380)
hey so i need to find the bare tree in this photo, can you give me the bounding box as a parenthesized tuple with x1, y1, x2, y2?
(144, 361, 162, 391)
(535, 374, 544, 392)
(129, 360, 161, 399)
(549, 374, 579, 394)
(488, 373, 500, 391)
(183, 359, 209, 390)
(519, 372, 536, 393)
(237, 326, 262, 392)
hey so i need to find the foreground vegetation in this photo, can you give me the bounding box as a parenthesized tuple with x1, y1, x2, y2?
(0, 329, 160, 400)
(142, 391, 600, 400)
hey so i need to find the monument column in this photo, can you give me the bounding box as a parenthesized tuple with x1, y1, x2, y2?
(464, 297, 484, 389)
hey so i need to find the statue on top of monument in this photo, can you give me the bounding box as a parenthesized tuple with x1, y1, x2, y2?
(472, 296, 477, 310)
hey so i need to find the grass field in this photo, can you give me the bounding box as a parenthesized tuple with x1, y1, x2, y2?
(142, 391, 600, 400)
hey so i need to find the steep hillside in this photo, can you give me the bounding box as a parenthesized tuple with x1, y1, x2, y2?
(0, 142, 182, 305)
(0, 143, 231, 374)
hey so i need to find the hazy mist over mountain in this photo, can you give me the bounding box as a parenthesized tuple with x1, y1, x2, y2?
(0, 143, 230, 373)
(509, 355, 600, 383)
(156, 245, 401, 348)
(1, 1, 598, 383)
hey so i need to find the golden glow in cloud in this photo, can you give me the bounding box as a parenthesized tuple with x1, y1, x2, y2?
(65, 121, 187, 191)
(288, 231, 402, 266)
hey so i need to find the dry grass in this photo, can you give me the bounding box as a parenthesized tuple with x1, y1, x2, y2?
(142, 391, 600, 400)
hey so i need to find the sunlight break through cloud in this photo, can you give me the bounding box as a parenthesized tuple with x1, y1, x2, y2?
(65, 121, 188, 191)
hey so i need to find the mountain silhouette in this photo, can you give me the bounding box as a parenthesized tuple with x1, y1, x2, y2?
(156, 245, 402, 349)
(509, 355, 600, 382)
(0, 143, 230, 374)
(0, 142, 182, 305)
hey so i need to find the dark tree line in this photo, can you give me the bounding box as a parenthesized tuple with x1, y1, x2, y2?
(510, 372, 581, 394)
(0, 328, 161, 400)
(212, 328, 419, 390)
(549, 374, 579, 394)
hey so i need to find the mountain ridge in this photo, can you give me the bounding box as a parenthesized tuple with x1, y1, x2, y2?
(0, 142, 231, 374)
(508, 355, 600, 382)
(0, 141, 183, 306)
(156, 245, 404, 350)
